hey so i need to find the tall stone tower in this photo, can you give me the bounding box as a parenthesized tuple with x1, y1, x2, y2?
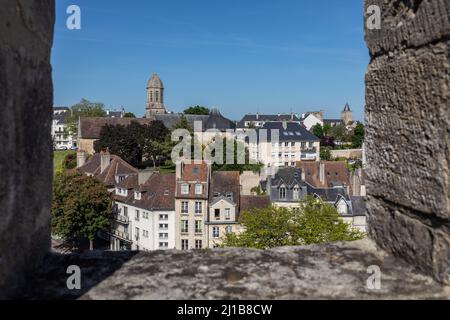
(341, 102, 353, 126)
(145, 73, 166, 118)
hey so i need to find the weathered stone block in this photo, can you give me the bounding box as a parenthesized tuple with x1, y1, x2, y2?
(365, 0, 450, 284)
(0, 0, 55, 298)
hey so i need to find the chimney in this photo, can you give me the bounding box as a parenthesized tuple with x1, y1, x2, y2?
(76, 151, 87, 168)
(256, 113, 259, 120)
(282, 121, 287, 130)
(319, 162, 325, 185)
(100, 149, 111, 174)
(175, 160, 183, 180)
(301, 169, 305, 181)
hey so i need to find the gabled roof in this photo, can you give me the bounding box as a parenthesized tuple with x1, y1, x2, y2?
(155, 114, 209, 130)
(209, 171, 240, 207)
(205, 108, 236, 131)
(116, 173, 176, 211)
(79, 117, 154, 139)
(350, 196, 366, 217)
(269, 167, 305, 188)
(79, 153, 139, 187)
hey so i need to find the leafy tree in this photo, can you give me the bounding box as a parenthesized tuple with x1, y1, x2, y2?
(323, 123, 332, 136)
(94, 121, 170, 167)
(329, 124, 348, 143)
(320, 147, 332, 161)
(123, 112, 136, 118)
(251, 185, 266, 196)
(184, 105, 210, 115)
(311, 124, 324, 138)
(63, 153, 77, 170)
(172, 115, 194, 133)
(64, 99, 107, 138)
(222, 196, 365, 249)
(52, 170, 112, 250)
(351, 122, 365, 148)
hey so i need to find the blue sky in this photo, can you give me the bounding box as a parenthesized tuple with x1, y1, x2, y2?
(53, 0, 368, 121)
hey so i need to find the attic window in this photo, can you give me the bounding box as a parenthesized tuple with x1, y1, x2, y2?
(181, 184, 189, 195)
(213, 192, 220, 197)
(192, 167, 199, 174)
(226, 192, 233, 199)
(164, 190, 169, 196)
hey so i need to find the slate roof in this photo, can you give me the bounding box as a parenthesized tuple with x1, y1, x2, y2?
(269, 167, 305, 188)
(53, 113, 67, 125)
(79, 117, 154, 139)
(237, 114, 301, 128)
(147, 73, 164, 89)
(205, 108, 236, 131)
(155, 114, 209, 130)
(323, 119, 344, 126)
(350, 196, 366, 217)
(257, 122, 320, 142)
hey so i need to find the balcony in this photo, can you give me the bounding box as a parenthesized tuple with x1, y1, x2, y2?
(113, 214, 129, 224)
(111, 230, 131, 241)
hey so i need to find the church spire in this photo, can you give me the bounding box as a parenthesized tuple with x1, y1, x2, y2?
(145, 73, 166, 118)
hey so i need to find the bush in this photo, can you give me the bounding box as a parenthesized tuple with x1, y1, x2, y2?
(63, 153, 77, 170)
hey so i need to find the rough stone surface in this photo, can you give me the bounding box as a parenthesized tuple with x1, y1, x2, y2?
(25, 240, 450, 299)
(0, 0, 55, 298)
(364, 0, 450, 283)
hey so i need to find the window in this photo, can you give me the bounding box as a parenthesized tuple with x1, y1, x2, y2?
(226, 226, 233, 234)
(215, 209, 220, 220)
(159, 242, 168, 249)
(159, 223, 168, 230)
(135, 210, 140, 221)
(293, 186, 300, 200)
(279, 187, 286, 199)
(135, 227, 140, 240)
(181, 184, 189, 195)
(181, 239, 189, 250)
(225, 208, 231, 220)
(226, 192, 233, 200)
(159, 233, 168, 239)
(195, 240, 202, 249)
(181, 201, 188, 214)
(159, 214, 168, 221)
(123, 206, 128, 217)
(143, 230, 149, 238)
(195, 184, 203, 195)
(155, 90, 159, 102)
(195, 201, 202, 214)
(195, 220, 203, 234)
(143, 212, 149, 219)
(135, 191, 141, 200)
(213, 227, 220, 238)
(181, 220, 189, 233)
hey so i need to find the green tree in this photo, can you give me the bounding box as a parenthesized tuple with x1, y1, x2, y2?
(311, 123, 324, 138)
(123, 112, 136, 118)
(183, 105, 210, 115)
(62, 153, 77, 170)
(329, 124, 348, 142)
(320, 147, 332, 161)
(52, 170, 112, 250)
(64, 99, 107, 138)
(351, 122, 365, 148)
(222, 197, 365, 249)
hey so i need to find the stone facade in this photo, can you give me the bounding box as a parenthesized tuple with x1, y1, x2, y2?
(145, 73, 166, 118)
(365, 0, 450, 283)
(0, 0, 55, 298)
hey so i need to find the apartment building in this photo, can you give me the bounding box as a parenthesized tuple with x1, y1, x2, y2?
(112, 172, 176, 251)
(52, 107, 77, 150)
(248, 122, 320, 167)
(174, 160, 211, 250)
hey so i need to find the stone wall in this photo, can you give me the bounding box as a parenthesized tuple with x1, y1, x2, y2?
(0, 0, 55, 298)
(364, 0, 450, 283)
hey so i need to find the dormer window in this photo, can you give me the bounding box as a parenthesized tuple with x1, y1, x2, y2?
(226, 192, 233, 200)
(279, 186, 286, 200)
(195, 184, 202, 195)
(181, 184, 189, 195)
(135, 191, 141, 200)
(293, 185, 300, 200)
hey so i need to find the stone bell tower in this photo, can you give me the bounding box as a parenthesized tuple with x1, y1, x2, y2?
(341, 102, 353, 126)
(145, 73, 166, 118)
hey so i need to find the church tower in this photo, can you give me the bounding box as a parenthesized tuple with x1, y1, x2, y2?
(341, 102, 353, 126)
(145, 73, 166, 118)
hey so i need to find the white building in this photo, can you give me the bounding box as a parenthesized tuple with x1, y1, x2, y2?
(246, 122, 320, 168)
(112, 172, 176, 251)
(52, 107, 77, 150)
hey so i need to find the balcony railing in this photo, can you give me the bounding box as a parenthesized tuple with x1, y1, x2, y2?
(113, 214, 129, 224)
(111, 230, 131, 241)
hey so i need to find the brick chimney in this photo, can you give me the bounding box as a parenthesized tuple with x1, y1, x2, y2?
(76, 151, 87, 168)
(319, 162, 325, 185)
(100, 149, 111, 174)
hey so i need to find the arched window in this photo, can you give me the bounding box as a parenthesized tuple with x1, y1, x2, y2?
(279, 186, 286, 199)
(155, 90, 159, 102)
(150, 91, 153, 102)
(293, 185, 300, 200)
